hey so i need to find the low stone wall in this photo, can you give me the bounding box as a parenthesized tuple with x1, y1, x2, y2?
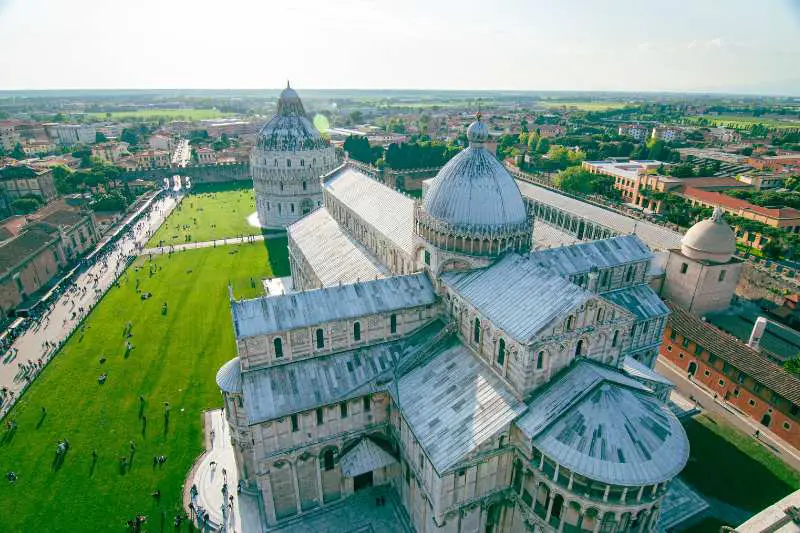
(121, 162, 250, 184)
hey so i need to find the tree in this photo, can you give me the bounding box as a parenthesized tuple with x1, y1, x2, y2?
(762, 238, 785, 260)
(11, 197, 42, 214)
(343, 135, 374, 164)
(527, 132, 540, 153)
(10, 143, 25, 160)
(120, 129, 139, 146)
(785, 356, 800, 377)
(552, 166, 613, 195)
(95, 131, 108, 143)
(535, 137, 550, 154)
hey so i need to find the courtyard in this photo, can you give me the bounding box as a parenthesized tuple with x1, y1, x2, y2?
(0, 241, 288, 532)
(146, 182, 262, 247)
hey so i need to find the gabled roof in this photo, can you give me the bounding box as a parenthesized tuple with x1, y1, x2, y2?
(323, 167, 415, 255)
(681, 187, 800, 220)
(528, 235, 653, 278)
(340, 438, 398, 478)
(231, 273, 436, 339)
(517, 360, 688, 486)
(393, 337, 526, 473)
(441, 253, 592, 344)
(288, 207, 387, 287)
(603, 284, 669, 321)
(667, 302, 800, 404)
(240, 320, 445, 425)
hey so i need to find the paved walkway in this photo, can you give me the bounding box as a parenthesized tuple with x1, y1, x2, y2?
(656, 357, 800, 471)
(0, 193, 179, 417)
(186, 409, 263, 532)
(141, 231, 286, 257)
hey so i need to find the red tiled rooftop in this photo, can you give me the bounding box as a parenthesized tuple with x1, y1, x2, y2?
(681, 186, 800, 220)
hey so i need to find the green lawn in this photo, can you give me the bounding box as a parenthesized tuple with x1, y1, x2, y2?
(88, 108, 232, 121)
(681, 413, 800, 512)
(688, 114, 800, 130)
(0, 242, 288, 532)
(147, 182, 261, 247)
(680, 517, 731, 533)
(539, 100, 631, 111)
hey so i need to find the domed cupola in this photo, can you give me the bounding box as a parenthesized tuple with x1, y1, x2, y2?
(414, 115, 531, 260)
(250, 82, 337, 228)
(681, 207, 736, 263)
(255, 82, 329, 152)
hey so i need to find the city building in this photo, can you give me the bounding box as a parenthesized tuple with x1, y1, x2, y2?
(195, 147, 217, 165)
(21, 139, 57, 156)
(91, 141, 129, 163)
(250, 84, 337, 228)
(659, 208, 744, 317)
(0, 164, 58, 203)
(749, 153, 800, 172)
(678, 187, 800, 232)
(581, 160, 665, 210)
(132, 149, 171, 169)
(704, 127, 741, 144)
(660, 302, 800, 450)
(618, 124, 649, 141)
(0, 200, 99, 317)
(535, 124, 565, 138)
(0, 120, 20, 151)
(201, 118, 258, 139)
(43, 123, 96, 146)
(650, 126, 681, 142)
(148, 134, 174, 151)
(734, 172, 786, 190)
(218, 117, 689, 532)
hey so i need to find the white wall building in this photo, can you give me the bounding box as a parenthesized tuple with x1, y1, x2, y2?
(250, 84, 337, 228)
(44, 123, 96, 146)
(218, 117, 691, 533)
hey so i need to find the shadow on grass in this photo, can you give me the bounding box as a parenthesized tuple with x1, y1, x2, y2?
(681, 416, 796, 512)
(260, 231, 290, 278)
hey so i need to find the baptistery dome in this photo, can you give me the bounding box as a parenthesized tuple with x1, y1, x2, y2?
(680, 207, 736, 263)
(415, 116, 531, 258)
(250, 82, 337, 228)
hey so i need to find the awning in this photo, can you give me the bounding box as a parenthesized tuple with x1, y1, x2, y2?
(339, 439, 397, 478)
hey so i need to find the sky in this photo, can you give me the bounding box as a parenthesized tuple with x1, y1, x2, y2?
(0, 0, 799, 94)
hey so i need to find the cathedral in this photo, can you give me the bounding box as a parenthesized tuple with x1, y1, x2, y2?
(219, 109, 691, 532)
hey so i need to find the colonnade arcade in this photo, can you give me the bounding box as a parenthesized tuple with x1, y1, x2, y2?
(510, 451, 665, 533)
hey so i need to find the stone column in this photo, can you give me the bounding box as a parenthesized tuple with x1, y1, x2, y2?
(637, 485, 644, 503)
(544, 490, 555, 523)
(291, 463, 302, 515)
(315, 457, 324, 508)
(603, 484, 610, 503)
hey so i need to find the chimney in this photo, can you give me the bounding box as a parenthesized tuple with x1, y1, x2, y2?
(748, 317, 768, 350)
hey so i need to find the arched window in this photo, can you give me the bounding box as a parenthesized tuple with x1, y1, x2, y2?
(266, 202, 270, 211)
(287, 159, 292, 167)
(473, 318, 481, 344)
(274, 337, 283, 358)
(290, 203, 295, 213)
(575, 339, 584, 357)
(612, 330, 619, 347)
(536, 351, 544, 369)
(497, 338, 506, 366)
(566, 315, 575, 330)
(323, 449, 335, 471)
(600, 270, 610, 286)
(300, 159, 304, 167)
(626, 266, 634, 282)
(274, 159, 278, 167)
(313, 158, 316, 166)
(277, 204, 282, 214)
(316, 328, 324, 349)
(279, 182, 284, 191)
(390, 314, 397, 334)
(596, 308, 605, 323)
(302, 181, 307, 191)
(353, 322, 361, 341)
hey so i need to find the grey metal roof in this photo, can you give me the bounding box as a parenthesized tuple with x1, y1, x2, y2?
(340, 438, 398, 478)
(324, 168, 415, 255)
(516, 180, 684, 250)
(528, 235, 653, 278)
(423, 139, 528, 234)
(288, 208, 388, 287)
(441, 254, 592, 344)
(517, 361, 689, 486)
(255, 85, 328, 151)
(231, 273, 436, 339)
(602, 284, 669, 321)
(241, 321, 445, 425)
(216, 357, 242, 394)
(394, 338, 527, 473)
(623, 357, 675, 387)
(533, 220, 579, 248)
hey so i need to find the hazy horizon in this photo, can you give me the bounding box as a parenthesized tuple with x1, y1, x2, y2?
(1, 0, 799, 96)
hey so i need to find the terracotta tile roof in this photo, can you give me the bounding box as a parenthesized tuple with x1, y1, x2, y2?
(680, 187, 800, 220)
(666, 301, 800, 405)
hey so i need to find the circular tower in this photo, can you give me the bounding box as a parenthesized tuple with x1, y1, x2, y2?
(414, 116, 532, 273)
(250, 83, 337, 228)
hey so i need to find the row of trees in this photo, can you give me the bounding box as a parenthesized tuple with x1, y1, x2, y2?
(551, 167, 618, 198)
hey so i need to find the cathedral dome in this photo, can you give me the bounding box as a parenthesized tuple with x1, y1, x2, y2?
(421, 117, 528, 237)
(681, 207, 736, 263)
(255, 83, 328, 152)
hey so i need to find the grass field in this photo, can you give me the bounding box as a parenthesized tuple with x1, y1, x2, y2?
(681, 413, 800, 513)
(88, 108, 232, 121)
(538, 100, 631, 111)
(0, 242, 288, 532)
(147, 182, 260, 247)
(688, 114, 800, 130)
